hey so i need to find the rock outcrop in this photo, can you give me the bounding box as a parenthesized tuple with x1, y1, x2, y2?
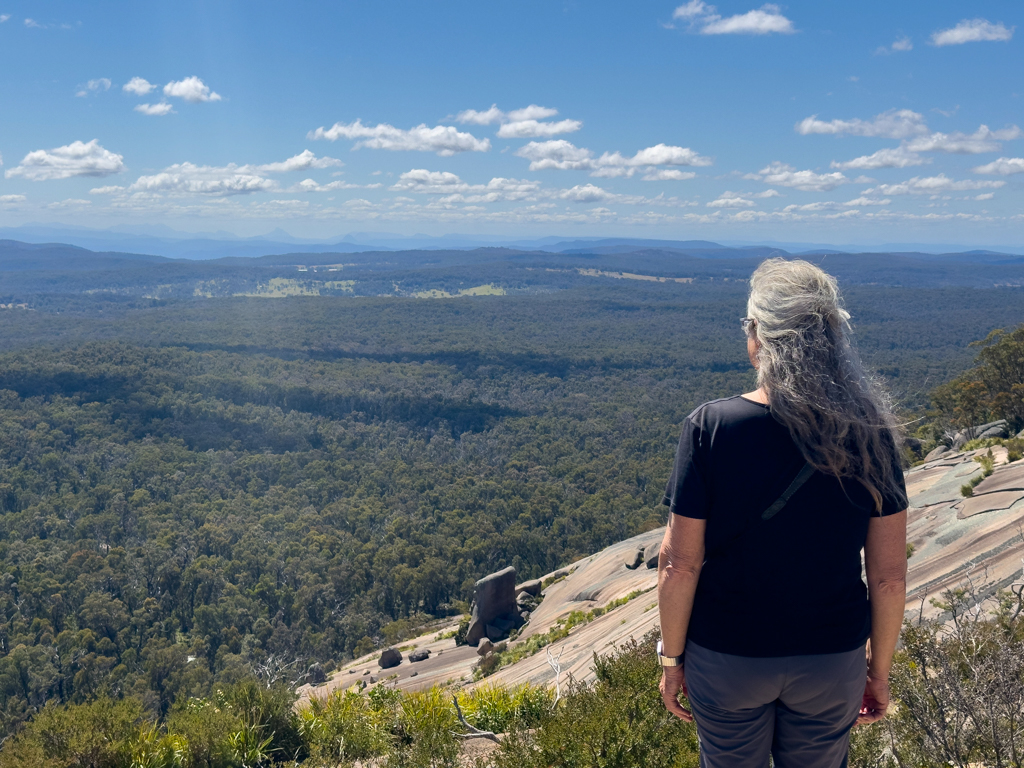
(643, 544, 660, 569)
(466, 566, 519, 646)
(515, 579, 542, 597)
(378, 648, 402, 669)
(624, 548, 644, 569)
(408, 649, 430, 662)
(300, 442, 1024, 708)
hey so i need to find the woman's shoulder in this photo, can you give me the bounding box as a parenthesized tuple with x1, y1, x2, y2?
(686, 394, 770, 427)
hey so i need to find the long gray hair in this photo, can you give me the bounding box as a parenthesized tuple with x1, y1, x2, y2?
(747, 258, 903, 512)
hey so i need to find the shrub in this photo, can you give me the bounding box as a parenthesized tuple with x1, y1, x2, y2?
(298, 687, 389, 764)
(165, 695, 242, 768)
(457, 683, 553, 733)
(0, 697, 144, 768)
(225, 679, 301, 762)
(489, 630, 700, 768)
(453, 615, 471, 647)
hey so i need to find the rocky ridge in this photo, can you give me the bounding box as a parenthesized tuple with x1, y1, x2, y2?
(298, 444, 1024, 704)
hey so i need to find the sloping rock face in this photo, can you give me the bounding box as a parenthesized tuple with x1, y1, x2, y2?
(466, 566, 518, 646)
(299, 445, 1024, 705)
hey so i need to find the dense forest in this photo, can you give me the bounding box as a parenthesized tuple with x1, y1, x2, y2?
(1, 242, 1023, 747)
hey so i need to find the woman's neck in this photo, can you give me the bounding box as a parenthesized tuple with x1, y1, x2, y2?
(741, 387, 769, 405)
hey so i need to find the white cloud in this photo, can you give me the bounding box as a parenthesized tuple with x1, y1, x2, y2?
(514, 140, 595, 171)
(257, 150, 343, 173)
(752, 189, 780, 198)
(24, 18, 41, 27)
(842, 197, 891, 207)
(288, 179, 371, 193)
(89, 185, 125, 195)
(975, 192, 995, 201)
(0, 194, 26, 203)
(674, 1, 794, 35)
(163, 76, 222, 103)
(875, 36, 912, 54)
(123, 77, 156, 96)
(507, 105, 559, 122)
(456, 105, 505, 125)
(796, 109, 927, 139)
(973, 157, 1024, 175)
(642, 169, 697, 180)
(515, 140, 710, 176)
(129, 162, 275, 196)
(46, 198, 91, 209)
(308, 119, 491, 156)
(134, 102, 174, 116)
(5, 139, 125, 181)
(455, 103, 560, 126)
(559, 184, 614, 203)
(830, 146, 928, 170)
(865, 174, 1006, 195)
(0, 14, 9, 22)
(745, 162, 848, 192)
(707, 192, 755, 208)
(76, 78, 111, 97)
(905, 125, 1021, 154)
(931, 19, 1014, 46)
(496, 119, 582, 138)
(390, 169, 541, 203)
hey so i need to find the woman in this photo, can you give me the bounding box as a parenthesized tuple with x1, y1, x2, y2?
(657, 258, 908, 768)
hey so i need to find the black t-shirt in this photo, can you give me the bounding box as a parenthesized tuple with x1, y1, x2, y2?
(662, 395, 908, 657)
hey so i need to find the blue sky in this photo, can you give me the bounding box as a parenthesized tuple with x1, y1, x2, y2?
(0, 1, 1022, 245)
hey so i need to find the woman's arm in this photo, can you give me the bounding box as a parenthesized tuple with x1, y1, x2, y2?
(657, 512, 706, 721)
(858, 509, 908, 724)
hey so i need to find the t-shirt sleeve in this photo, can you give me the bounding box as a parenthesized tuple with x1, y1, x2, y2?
(661, 415, 712, 519)
(879, 433, 909, 516)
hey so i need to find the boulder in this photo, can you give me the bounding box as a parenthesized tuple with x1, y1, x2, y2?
(979, 423, 1008, 440)
(477, 638, 494, 656)
(516, 591, 537, 608)
(644, 544, 660, 569)
(307, 663, 327, 685)
(624, 548, 644, 570)
(520, 610, 531, 622)
(485, 624, 506, 642)
(410, 671, 418, 677)
(378, 648, 402, 669)
(515, 579, 542, 597)
(363, 669, 370, 676)
(465, 566, 517, 646)
(409, 649, 430, 663)
(924, 445, 950, 462)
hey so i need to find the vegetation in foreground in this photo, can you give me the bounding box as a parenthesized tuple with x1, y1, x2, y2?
(3, 584, 1023, 768)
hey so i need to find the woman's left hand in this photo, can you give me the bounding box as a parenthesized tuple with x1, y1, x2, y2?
(660, 666, 693, 721)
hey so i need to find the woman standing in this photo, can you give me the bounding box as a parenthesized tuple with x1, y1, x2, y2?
(657, 259, 908, 768)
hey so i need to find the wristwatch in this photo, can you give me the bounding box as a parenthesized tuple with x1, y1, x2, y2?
(656, 639, 684, 667)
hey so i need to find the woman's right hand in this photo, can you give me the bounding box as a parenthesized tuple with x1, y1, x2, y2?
(856, 673, 890, 725)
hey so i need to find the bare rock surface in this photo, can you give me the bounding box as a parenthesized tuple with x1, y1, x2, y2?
(972, 463, 1024, 495)
(956, 490, 1024, 519)
(299, 447, 1024, 705)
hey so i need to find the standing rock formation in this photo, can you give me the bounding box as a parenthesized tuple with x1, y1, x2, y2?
(378, 648, 402, 669)
(466, 566, 518, 646)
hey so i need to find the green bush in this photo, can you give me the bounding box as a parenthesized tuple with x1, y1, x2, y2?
(0, 697, 144, 768)
(489, 630, 699, 768)
(224, 679, 301, 763)
(453, 616, 471, 647)
(456, 683, 553, 733)
(165, 696, 242, 768)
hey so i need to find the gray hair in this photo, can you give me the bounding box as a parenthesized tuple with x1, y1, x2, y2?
(747, 258, 903, 512)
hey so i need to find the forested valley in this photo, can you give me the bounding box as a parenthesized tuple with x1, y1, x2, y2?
(1, 242, 1023, 749)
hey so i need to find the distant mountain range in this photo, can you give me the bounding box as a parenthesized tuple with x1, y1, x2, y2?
(1, 224, 1023, 261)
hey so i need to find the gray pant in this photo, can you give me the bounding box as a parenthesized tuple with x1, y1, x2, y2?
(685, 640, 866, 768)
